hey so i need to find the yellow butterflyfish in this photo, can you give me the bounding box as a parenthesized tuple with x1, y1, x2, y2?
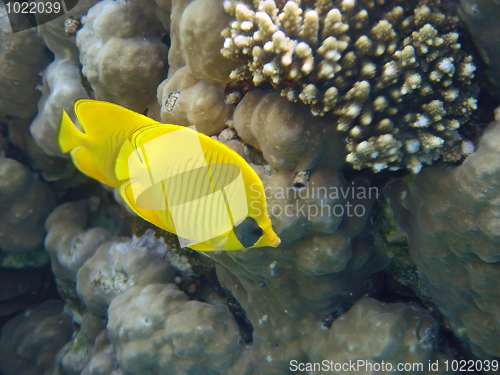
(57, 99, 280, 251)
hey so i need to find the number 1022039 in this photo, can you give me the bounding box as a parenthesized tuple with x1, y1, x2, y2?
(444, 359, 498, 372)
(5, 1, 62, 14)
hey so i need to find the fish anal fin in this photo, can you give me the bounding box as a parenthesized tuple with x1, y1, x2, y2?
(120, 182, 178, 235)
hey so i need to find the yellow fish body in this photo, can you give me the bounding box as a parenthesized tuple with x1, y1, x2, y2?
(58, 99, 280, 251)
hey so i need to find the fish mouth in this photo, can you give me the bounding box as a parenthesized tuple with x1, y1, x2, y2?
(269, 235, 281, 247)
(258, 231, 280, 248)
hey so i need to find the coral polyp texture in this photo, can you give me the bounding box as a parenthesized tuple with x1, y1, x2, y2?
(221, 0, 478, 173)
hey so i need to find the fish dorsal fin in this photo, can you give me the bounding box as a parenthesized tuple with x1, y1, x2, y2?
(74, 99, 157, 137)
(129, 122, 184, 151)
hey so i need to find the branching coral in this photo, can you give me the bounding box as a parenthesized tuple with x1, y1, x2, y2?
(221, 0, 478, 173)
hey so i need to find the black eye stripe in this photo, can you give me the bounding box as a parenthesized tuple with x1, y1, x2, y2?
(234, 217, 263, 248)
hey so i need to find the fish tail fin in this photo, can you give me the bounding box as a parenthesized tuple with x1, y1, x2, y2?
(58, 110, 85, 153)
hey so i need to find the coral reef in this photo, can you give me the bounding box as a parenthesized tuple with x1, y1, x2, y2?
(222, 0, 479, 173)
(180, 0, 240, 84)
(0, 157, 55, 253)
(8, 117, 69, 179)
(31, 0, 169, 156)
(0, 300, 73, 375)
(0, 5, 50, 119)
(80, 329, 125, 375)
(0, 2, 69, 177)
(76, 0, 169, 114)
(386, 109, 500, 358)
(108, 284, 242, 375)
(157, 0, 236, 136)
(459, 0, 500, 92)
(45, 200, 179, 317)
(157, 66, 233, 135)
(0, 0, 498, 373)
(232, 90, 333, 171)
(0, 266, 55, 318)
(309, 298, 450, 374)
(208, 230, 388, 373)
(45, 201, 112, 283)
(55, 311, 114, 375)
(30, 0, 98, 157)
(75, 231, 177, 317)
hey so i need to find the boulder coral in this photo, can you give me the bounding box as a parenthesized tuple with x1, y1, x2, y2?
(0, 6, 50, 119)
(309, 298, 450, 374)
(107, 284, 242, 375)
(31, 0, 169, 157)
(386, 109, 500, 358)
(0, 157, 55, 253)
(76, 0, 169, 113)
(157, 66, 233, 135)
(30, 0, 98, 157)
(157, 0, 236, 136)
(0, 300, 73, 375)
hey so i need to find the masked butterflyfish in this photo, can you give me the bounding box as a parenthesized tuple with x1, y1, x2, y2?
(57, 99, 280, 251)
